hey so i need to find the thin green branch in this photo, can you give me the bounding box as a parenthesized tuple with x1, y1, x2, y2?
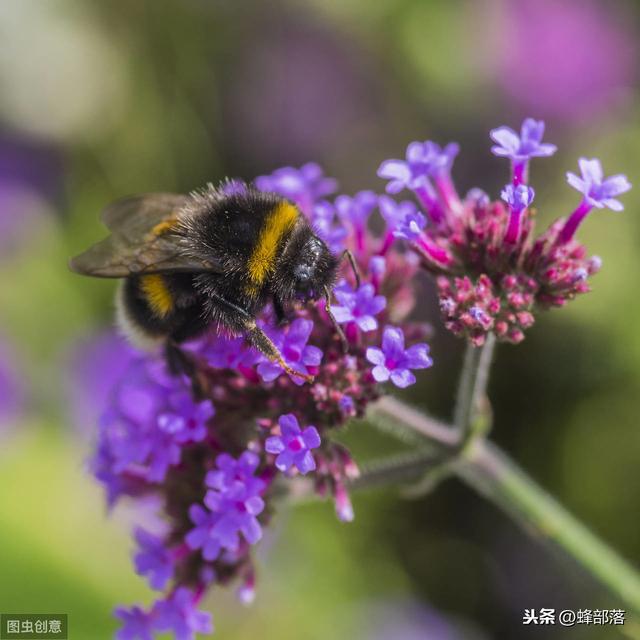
(459, 439, 640, 612)
(365, 397, 640, 612)
(453, 334, 496, 439)
(350, 450, 446, 490)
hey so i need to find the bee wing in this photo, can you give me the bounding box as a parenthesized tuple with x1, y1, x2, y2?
(69, 193, 223, 278)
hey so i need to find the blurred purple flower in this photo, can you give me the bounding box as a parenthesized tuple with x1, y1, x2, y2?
(331, 282, 386, 332)
(366, 326, 433, 388)
(559, 158, 631, 243)
(0, 134, 62, 257)
(158, 391, 214, 444)
(256, 318, 322, 385)
(133, 528, 174, 591)
(152, 588, 213, 640)
(491, 0, 636, 121)
(335, 191, 377, 227)
(566, 158, 631, 211)
(311, 201, 348, 253)
(255, 163, 336, 215)
(379, 196, 426, 242)
(114, 605, 154, 640)
(490, 119, 557, 162)
(0, 337, 24, 427)
(266, 413, 321, 475)
(196, 334, 259, 371)
(378, 141, 458, 194)
(186, 451, 266, 560)
(67, 331, 136, 435)
(91, 358, 215, 488)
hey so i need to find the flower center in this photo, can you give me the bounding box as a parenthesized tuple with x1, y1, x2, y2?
(288, 437, 304, 452)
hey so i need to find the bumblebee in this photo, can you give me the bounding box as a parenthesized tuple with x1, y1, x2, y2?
(70, 183, 346, 381)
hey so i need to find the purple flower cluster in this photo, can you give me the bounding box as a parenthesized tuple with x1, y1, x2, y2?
(378, 117, 631, 346)
(85, 120, 630, 634)
(88, 162, 433, 638)
(86, 122, 631, 635)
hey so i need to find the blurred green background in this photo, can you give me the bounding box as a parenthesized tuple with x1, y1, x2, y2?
(0, 0, 639, 638)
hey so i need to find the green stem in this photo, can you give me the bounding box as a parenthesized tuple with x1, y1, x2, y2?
(453, 334, 496, 437)
(458, 439, 640, 612)
(350, 450, 446, 490)
(366, 398, 640, 613)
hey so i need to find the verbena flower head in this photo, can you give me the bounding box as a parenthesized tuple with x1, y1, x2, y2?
(377, 117, 630, 346)
(87, 162, 432, 638)
(88, 122, 630, 635)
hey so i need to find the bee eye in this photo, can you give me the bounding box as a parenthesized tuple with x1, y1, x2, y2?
(294, 264, 312, 282)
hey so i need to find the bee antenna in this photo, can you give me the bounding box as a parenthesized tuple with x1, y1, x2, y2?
(324, 285, 349, 354)
(340, 249, 361, 288)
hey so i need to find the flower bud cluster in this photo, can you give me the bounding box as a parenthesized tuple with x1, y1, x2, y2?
(378, 118, 631, 345)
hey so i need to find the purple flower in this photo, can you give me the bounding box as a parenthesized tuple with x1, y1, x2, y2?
(377, 141, 458, 194)
(566, 158, 631, 211)
(379, 196, 426, 242)
(153, 588, 213, 640)
(185, 505, 223, 561)
(93, 359, 215, 485)
(186, 451, 266, 560)
(266, 414, 321, 475)
(418, 141, 459, 175)
(493, 0, 636, 122)
(330, 281, 386, 332)
(311, 201, 348, 253)
(501, 184, 535, 213)
(256, 318, 322, 385)
(197, 334, 259, 370)
(501, 184, 535, 244)
(490, 118, 557, 161)
(334, 191, 378, 228)
(133, 528, 174, 591)
(158, 392, 214, 444)
(366, 326, 433, 388)
(558, 158, 632, 243)
(255, 163, 337, 215)
(114, 605, 154, 640)
(67, 331, 136, 436)
(369, 256, 386, 280)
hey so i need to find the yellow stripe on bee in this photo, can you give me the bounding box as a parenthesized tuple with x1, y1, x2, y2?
(150, 218, 178, 236)
(247, 202, 298, 288)
(140, 274, 174, 317)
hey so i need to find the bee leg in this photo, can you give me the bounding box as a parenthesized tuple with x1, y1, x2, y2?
(210, 293, 313, 382)
(273, 295, 289, 326)
(244, 320, 314, 384)
(208, 292, 314, 384)
(165, 340, 205, 399)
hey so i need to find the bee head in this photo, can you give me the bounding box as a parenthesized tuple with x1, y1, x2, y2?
(276, 228, 337, 302)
